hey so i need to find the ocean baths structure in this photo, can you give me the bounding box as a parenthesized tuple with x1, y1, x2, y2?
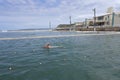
(56, 7, 120, 31)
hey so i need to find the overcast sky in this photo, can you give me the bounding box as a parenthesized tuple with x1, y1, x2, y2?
(0, 0, 120, 30)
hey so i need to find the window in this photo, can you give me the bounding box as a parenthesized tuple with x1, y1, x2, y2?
(105, 17, 107, 20)
(98, 16, 104, 20)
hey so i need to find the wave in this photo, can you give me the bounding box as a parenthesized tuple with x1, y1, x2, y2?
(0, 33, 108, 40)
(1, 31, 120, 40)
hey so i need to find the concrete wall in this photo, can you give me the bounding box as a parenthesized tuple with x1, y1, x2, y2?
(75, 27, 120, 31)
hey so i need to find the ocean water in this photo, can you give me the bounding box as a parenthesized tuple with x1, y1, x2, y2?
(0, 31, 120, 80)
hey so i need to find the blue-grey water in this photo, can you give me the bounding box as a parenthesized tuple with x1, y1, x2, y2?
(0, 31, 120, 80)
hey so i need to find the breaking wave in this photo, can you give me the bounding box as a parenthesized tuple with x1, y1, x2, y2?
(0, 34, 108, 40)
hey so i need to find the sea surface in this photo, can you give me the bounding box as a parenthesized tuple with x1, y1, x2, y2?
(0, 30, 120, 80)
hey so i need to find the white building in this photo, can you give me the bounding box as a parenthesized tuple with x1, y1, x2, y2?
(86, 7, 120, 27)
(95, 12, 120, 27)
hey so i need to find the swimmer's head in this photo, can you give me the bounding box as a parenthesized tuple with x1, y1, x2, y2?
(46, 42, 50, 45)
(47, 43, 50, 46)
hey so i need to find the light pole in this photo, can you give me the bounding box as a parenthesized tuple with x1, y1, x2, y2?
(85, 18, 87, 27)
(93, 8, 96, 31)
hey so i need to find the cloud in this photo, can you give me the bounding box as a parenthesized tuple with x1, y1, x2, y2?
(0, 0, 120, 30)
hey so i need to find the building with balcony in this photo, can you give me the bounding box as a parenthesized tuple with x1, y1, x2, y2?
(86, 7, 120, 27)
(95, 13, 112, 27)
(95, 12, 120, 27)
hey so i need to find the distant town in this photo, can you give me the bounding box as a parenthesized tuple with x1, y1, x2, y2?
(55, 7, 120, 31)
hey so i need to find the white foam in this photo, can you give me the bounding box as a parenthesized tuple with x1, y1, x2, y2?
(0, 32, 120, 40)
(48, 46, 63, 48)
(0, 34, 98, 40)
(39, 62, 42, 64)
(9, 67, 12, 70)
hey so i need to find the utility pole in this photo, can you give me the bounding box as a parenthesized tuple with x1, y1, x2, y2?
(93, 8, 96, 31)
(69, 16, 72, 31)
(69, 16, 71, 25)
(49, 21, 51, 30)
(85, 18, 87, 27)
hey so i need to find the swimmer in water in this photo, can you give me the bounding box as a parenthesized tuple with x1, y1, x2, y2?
(43, 43, 63, 49)
(43, 43, 52, 48)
